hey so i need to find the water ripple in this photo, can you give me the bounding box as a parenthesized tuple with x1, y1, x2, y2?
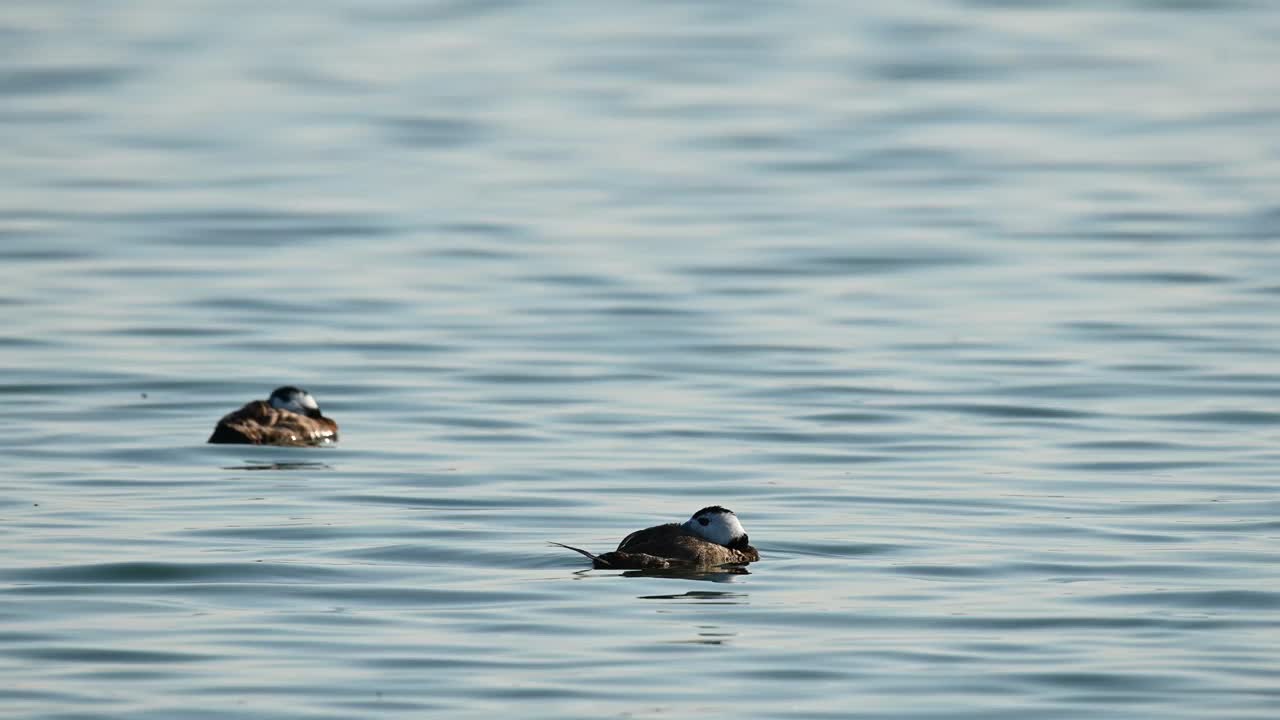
(0, 67, 131, 95)
(2, 2, 1278, 718)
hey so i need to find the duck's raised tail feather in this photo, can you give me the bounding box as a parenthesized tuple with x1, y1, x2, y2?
(549, 542, 612, 567)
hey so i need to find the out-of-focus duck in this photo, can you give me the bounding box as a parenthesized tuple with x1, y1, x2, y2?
(208, 386, 338, 446)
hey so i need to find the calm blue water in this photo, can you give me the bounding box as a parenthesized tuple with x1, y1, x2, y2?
(3, 1, 1279, 717)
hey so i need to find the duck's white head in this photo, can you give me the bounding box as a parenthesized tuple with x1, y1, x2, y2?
(268, 386, 323, 419)
(682, 506, 750, 550)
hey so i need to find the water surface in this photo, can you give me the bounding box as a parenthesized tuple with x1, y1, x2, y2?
(2, 1, 1279, 717)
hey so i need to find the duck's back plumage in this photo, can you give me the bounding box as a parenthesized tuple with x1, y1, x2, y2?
(208, 400, 338, 446)
(589, 523, 759, 569)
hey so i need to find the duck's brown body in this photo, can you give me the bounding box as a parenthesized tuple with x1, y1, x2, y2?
(561, 523, 759, 570)
(208, 400, 339, 446)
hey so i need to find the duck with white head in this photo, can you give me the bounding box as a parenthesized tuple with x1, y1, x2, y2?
(208, 386, 339, 446)
(553, 506, 759, 570)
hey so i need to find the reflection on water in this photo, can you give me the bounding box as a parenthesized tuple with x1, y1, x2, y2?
(563, 567, 749, 584)
(620, 568, 751, 583)
(668, 627, 740, 646)
(220, 461, 334, 472)
(2, 0, 1279, 718)
(638, 591, 749, 603)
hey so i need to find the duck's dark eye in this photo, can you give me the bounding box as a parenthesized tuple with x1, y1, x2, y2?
(697, 517, 710, 526)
